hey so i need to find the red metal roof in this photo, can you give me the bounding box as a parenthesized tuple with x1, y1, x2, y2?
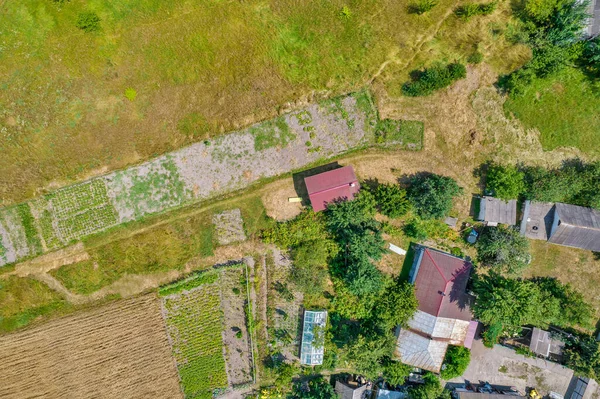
(413, 248, 473, 321)
(304, 166, 360, 212)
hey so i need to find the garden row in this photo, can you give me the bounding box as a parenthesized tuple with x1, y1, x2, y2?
(0, 92, 424, 267)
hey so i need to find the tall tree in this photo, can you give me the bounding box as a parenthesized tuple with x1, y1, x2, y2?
(407, 174, 463, 219)
(476, 226, 531, 274)
(485, 163, 525, 200)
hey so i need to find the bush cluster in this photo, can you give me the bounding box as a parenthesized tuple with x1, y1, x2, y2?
(402, 63, 467, 97)
(406, 174, 464, 219)
(455, 2, 497, 19)
(76, 12, 101, 33)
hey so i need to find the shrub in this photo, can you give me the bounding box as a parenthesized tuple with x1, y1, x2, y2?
(408, 0, 438, 14)
(455, 2, 497, 19)
(407, 174, 464, 219)
(382, 358, 412, 385)
(485, 163, 525, 200)
(374, 183, 410, 218)
(339, 5, 352, 19)
(76, 12, 101, 33)
(482, 322, 503, 347)
(291, 376, 337, 399)
(124, 88, 137, 101)
(402, 63, 467, 97)
(467, 51, 484, 64)
(440, 346, 471, 379)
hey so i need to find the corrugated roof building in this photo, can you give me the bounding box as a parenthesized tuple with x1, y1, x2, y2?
(304, 166, 360, 212)
(395, 246, 474, 373)
(548, 203, 600, 252)
(478, 196, 517, 226)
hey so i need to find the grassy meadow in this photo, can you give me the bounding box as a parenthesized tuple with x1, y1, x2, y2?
(0, 0, 527, 205)
(504, 67, 600, 155)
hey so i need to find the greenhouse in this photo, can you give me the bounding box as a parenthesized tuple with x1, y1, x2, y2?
(300, 310, 327, 365)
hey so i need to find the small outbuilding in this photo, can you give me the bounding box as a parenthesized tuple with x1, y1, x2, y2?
(548, 203, 600, 252)
(529, 327, 564, 359)
(304, 166, 360, 212)
(335, 379, 368, 399)
(478, 196, 517, 226)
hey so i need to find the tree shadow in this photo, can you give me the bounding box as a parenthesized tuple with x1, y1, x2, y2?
(473, 161, 491, 193)
(594, 252, 600, 261)
(397, 170, 433, 187)
(361, 178, 380, 193)
(292, 162, 341, 206)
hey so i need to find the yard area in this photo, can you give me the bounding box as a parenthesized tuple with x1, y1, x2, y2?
(526, 240, 600, 318)
(504, 67, 600, 156)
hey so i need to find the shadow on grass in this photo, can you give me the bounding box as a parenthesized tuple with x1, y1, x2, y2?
(292, 162, 341, 206)
(398, 243, 417, 282)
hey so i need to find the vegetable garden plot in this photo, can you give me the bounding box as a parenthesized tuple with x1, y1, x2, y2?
(219, 267, 253, 386)
(266, 249, 303, 361)
(161, 273, 228, 399)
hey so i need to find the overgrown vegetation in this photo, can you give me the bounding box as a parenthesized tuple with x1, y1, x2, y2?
(402, 63, 467, 97)
(440, 346, 471, 379)
(455, 2, 497, 19)
(473, 273, 594, 346)
(485, 163, 525, 200)
(373, 183, 411, 219)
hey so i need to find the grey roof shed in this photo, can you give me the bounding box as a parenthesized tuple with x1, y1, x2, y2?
(335, 381, 367, 399)
(478, 196, 517, 226)
(548, 203, 600, 252)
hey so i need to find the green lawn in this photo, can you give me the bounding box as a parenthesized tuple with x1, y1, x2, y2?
(505, 67, 600, 155)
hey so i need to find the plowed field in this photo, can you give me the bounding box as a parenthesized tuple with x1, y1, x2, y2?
(0, 294, 182, 399)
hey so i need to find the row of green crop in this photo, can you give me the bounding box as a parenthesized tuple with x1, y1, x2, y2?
(162, 282, 228, 399)
(159, 270, 219, 297)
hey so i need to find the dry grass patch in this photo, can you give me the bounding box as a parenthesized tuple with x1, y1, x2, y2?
(0, 294, 181, 399)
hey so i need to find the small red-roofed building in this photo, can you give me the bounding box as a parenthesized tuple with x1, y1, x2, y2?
(304, 166, 360, 212)
(395, 246, 476, 373)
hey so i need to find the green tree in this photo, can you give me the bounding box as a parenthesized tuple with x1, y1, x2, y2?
(291, 376, 339, 399)
(472, 273, 561, 340)
(374, 183, 411, 218)
(533, 277, 594, 328)
(485, 163, 525, 200)
(343, 333, 396, 379)
(408, 373, 443, 399)
(476, 226, 531, 274)
(564, 336, 600, 379)
(372, 279, 418, 332)
(382, 358, 412, 385)
(407, 174, 463, 219)
(440, 346, 471, 379)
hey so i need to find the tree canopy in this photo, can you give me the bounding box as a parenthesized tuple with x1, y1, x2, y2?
(440, 346, 471, 379)
(374, 183, 411, 218)
(485, 163, 525, 200)
(291, 377, 339, 399)
(476, 226, 531, 274)
(407, 174, 463, 219)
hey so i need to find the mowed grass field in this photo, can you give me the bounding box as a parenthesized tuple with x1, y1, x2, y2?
(0, 0, 522, 205)
(0, 294, 182, 399)
(505, 67, 600, 155)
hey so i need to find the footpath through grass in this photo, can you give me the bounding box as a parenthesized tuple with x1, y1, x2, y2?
(505, 67, 600, 155)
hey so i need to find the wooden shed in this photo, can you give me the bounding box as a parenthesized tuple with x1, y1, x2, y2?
(478, 196, 517, 226)
(548, 203, 600, 252)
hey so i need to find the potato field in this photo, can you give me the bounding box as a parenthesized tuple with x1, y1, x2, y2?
(161, 271, 229, 399)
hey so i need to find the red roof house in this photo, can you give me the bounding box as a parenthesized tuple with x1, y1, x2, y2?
(304, 166, 360, 212)
(395, 246, 475, 373)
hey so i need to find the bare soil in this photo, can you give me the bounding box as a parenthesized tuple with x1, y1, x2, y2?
(0, 294, 182, 399)
(220, 267, 253, 386)
(261, 178, 303, 221)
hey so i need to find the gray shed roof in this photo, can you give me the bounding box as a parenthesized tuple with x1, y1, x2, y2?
(335, 381, 367, 399)
(522, 201, 555, 240)
(530, 327, 551, 357)
(548, 203, 600, 252)
(478, 196, 517, 225)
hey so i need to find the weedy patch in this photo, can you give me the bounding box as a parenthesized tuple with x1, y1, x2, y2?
(212, 209, 246, 246)
(251, 117, 296, 151)
(106, 155, 191, 222)
(375, 119, 424, 150)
